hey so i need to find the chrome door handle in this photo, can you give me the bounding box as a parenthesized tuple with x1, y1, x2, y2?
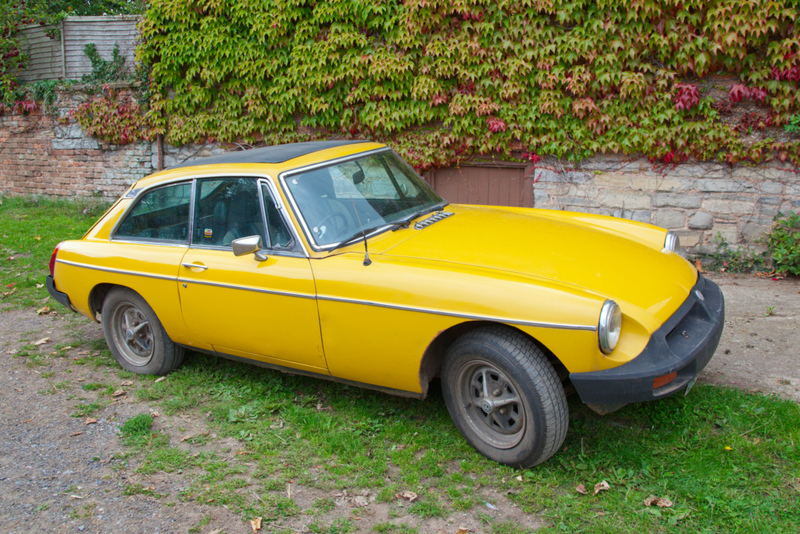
(181, 263, 208, 270)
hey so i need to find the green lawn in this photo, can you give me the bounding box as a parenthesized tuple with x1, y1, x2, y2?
(3, 195, 799, 533)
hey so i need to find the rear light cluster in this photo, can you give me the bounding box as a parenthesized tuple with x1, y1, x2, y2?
(49, 242, 63, 277)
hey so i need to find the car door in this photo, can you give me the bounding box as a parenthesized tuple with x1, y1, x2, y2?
(178, 177, 327, 373)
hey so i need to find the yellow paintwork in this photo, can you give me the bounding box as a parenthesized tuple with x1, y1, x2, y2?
(52, 141, 697, 396)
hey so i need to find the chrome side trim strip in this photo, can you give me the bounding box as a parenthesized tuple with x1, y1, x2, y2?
(316, 294, 597, 331)
(56, 259, 176, 282)
(176, 277, 316, 300)
(58, 259, 595, 331)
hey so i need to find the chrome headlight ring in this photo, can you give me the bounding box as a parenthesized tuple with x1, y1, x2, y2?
(598, 300, 622, 355)
(663, 231, 681, 253)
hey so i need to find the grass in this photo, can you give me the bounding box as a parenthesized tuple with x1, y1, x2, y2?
(0, 196, 108, 309)
(123, 352, 800, 533)
(4, 196, 800, 532)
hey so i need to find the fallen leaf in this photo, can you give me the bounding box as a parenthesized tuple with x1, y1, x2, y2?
(644, 495, 673, 508)
(396, 491, 418, 502)
(209, 530, 223, 534)
(69, 494, 84, 499)
(250, 516, 262, 532)
(61, 345, 72, 351)
(36, 283, 44, 289)
(515, 475, 523, 482)
(576, 483, 588, 495)
(33, 337, 51, 346)
(69, 431, 83, 437)
(120, 380, 133, 386)
(154, 376, 166, 383)
(724, 446, 733, 450)
(353, 495, 368, 507)
(694, 260, 704, 272)
(112, 389, 126, 397)
(593, 480, 610, 495)
(36, 305, 51, 315)
(456, 528, 470, 534)
(34, 236, 42, 240)
(2, 287, 17, 296)
(85, 418, 98, 425)
(23, 417, 33, 423)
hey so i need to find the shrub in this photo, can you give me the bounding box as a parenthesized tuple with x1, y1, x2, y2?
(767, 212, 800, 276)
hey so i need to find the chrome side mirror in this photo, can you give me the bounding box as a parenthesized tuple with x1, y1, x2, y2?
(231, 235, 267, 261)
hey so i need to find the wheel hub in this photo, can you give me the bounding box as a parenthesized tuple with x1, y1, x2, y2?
(478, 398, 494, 414)
(125, 329, 135, 341)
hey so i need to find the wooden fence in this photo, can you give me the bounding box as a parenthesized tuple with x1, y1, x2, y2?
(16, 16, 140, 82)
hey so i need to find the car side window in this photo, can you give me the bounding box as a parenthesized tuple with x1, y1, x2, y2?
(115, 183, 191, 242)
(193, 178, 266, 247)
(260, 183, 294, 249)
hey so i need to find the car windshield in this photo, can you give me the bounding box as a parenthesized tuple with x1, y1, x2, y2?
(284, 150, 444, 247)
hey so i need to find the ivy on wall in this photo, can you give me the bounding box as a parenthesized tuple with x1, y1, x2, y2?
(136, 0, 800, 170)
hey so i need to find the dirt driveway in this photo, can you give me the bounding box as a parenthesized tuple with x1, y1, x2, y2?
(0, 274, 798, 533)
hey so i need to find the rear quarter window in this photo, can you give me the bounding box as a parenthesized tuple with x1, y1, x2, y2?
(114, 183, 192, 243)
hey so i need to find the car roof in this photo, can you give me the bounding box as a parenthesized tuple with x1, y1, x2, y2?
(170, 140, 371, 168)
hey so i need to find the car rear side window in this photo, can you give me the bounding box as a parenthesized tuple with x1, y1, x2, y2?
(115, 183, 192, 243)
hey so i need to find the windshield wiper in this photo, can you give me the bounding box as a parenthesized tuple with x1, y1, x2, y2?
(389, 201, 449, 231)
(327, 225, 385, 253)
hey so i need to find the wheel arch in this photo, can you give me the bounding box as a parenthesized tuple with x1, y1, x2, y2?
(89, 283, 118, 321)
(418, 321, 567, 398)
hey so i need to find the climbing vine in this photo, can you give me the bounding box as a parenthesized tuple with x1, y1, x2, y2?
(136, 0, 800, 170)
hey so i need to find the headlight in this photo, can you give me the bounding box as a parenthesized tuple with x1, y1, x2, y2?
(663, 231, 680, 253)
(598, 300, 622, 355)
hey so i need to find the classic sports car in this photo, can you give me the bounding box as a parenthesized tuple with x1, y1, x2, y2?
(47, 140, 724, 467)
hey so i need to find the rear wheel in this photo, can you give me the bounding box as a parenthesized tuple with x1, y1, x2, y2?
(102, 288, 184, 375)
(442, 326, 568, 467)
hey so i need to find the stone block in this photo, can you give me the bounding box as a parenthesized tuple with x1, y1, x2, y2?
(653, 193, 702, 209)
(758, 196, 782, 205)
(597, 191, 651, 210)
(593, 173, 630, 188)
(675, 230, 702, 247)
(653, 210, 686, 229)
(760, 181, 784, 195)
(688, 211, 714, 230)
(712, 223, 741, 245)
(697, 179, 755, 193)
(732, 166, 787, 181)
(741, 223, 771, 242)
(51, 138, 100, 150)
(786, 183, 800, 196)
(702, 199, 756, 216)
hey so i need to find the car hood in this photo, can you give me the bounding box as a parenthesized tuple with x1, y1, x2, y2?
(380, 205, 697, 326)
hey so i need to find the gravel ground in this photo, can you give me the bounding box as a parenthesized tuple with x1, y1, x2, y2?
(1, 273, 798, 533)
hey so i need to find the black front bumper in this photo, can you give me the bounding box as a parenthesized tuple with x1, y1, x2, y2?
(570, 275, 725, 405)
(46, 275, 76, 312)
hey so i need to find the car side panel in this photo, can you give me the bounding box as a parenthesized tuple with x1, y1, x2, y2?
(52, 241, 203, 350)
(312, 254, 611, 394)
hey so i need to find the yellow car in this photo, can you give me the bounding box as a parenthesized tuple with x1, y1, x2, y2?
(47, 141, 724, 467)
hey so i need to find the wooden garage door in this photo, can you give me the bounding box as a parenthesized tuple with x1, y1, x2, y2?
(427, 165, 534, 207)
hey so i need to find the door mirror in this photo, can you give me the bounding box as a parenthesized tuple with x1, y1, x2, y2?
(231, 235, 267, 261)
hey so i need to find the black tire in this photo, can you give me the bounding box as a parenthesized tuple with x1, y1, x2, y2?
(441, 326, 568, 468)
(101, 287, 184, 375)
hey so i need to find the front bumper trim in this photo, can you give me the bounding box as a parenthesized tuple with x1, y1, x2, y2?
(570, 275, 725, 405)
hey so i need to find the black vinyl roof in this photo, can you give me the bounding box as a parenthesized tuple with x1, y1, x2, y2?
(170, 140, 370, 168)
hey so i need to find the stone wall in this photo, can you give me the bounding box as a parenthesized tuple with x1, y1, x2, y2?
(530, 158, 800, 251)
(1, 89, 799, 251)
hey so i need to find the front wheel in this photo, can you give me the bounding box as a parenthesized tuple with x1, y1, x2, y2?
(101, 288, 184, 375)
(442, 326, 568, 468)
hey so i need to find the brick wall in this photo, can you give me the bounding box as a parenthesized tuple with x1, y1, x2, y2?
(1, 89, 799, 251)
(0, 91, 153, 200)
